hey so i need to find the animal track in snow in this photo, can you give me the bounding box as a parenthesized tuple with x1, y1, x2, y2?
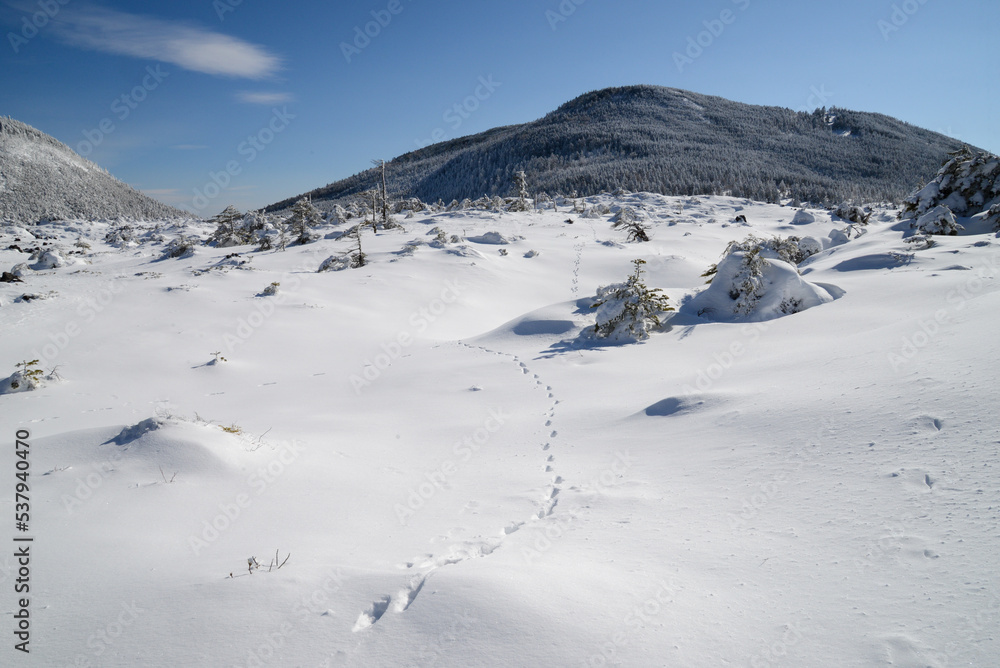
(352, 596, 390, 632)
(352, 339, 569, 632)
(392, 576, 426, 613)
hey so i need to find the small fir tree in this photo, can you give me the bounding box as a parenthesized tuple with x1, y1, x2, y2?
(591, 259, 674, 341)
(285, 198, 323, 244)
(207, 205, 245, 246)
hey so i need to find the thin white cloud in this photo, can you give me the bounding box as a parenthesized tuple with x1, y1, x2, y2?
(237, 91, 295, 105)
(49, 6, 281, 79)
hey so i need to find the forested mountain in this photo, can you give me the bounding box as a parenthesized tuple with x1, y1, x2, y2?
(0, 117, 184, 223)
(267, 86, 970, 213)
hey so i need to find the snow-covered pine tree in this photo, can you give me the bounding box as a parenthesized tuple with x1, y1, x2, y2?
(285, 198, 323, 244)
(509, 170, 531, 212)
(610, 206, 650, 242)
(900, 147, 1000, 222)
(207, 205, 245, 247)
(591, 259, 674, 342)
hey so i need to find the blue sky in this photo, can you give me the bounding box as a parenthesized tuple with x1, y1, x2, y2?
(2, 0, 997, 215)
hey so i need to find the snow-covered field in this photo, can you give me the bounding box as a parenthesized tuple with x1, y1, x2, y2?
(2, 194, 998, 667)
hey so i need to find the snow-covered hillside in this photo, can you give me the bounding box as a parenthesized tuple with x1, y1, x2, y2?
(2, 194, 998, 667)
(0, 117, 185, 224)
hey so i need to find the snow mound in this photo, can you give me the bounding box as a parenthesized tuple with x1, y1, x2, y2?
(468, 231, 512, 245)
(684, 252, 837, 322)
(791, 209, 816, 225)
(30, 248, 69, 270)
(107, 418, 243, 475)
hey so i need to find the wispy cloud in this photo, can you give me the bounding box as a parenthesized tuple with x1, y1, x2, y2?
(237, 91, 295, 105)
(48, 5, 281, 79)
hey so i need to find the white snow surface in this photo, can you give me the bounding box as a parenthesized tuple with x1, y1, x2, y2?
(1, 193, 999, 667)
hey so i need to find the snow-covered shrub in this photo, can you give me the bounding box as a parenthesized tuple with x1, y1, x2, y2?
(610, 207, 650, 242)
(913, 205, 963, 236)
(692, 234, 834, 320)
(318, 254, 352, 272)
(162, 236, 197, 259)
(29, 248, 67, 270)
(591, 259, 674, 342)
(688, 248, 835, 322)
(703, 234, 818, 284)
(904, 234, 936, 251)
(473, 231, 510, 245)
(985, 203, 1000, 231)
(104, 224, 137, 248)
(833, 202, 872, 225)
(797, 236, 824, 257)
(900, 147, 1000, 221)
(9, 262, 31, 278)
(427, 227, 450, 247)
(394, 198, 426, 214)
(1, 360, 46, 394)
(261, 282, 280, 296)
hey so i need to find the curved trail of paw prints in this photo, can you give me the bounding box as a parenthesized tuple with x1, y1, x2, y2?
(353, 342, 564, 632)
(571, 242, 585, 297)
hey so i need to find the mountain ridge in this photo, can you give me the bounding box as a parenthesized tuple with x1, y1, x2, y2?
(265, 85, 972, 213)
(0, 116, 185, 224)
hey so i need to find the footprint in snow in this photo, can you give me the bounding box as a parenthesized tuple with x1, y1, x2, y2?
(352, 596, 391, 632)
(392, 576, 426, 613)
